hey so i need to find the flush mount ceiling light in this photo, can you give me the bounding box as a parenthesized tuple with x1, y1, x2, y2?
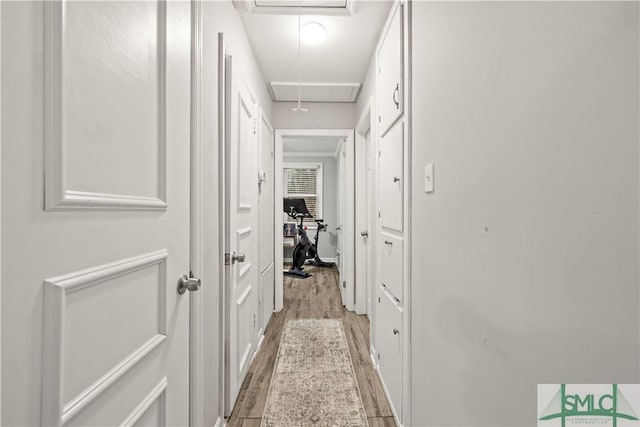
(300, 22, 326, 46)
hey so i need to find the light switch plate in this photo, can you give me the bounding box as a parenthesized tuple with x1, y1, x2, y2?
(425, 163, 434, 193)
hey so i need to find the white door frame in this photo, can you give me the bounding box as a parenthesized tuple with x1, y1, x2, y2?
(217, 32, 227, 425)
(0, 4, 3, 420)
(189, 1, 204, 424)
(275, 129, 355, 311)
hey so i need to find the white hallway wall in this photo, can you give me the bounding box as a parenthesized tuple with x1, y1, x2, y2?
(410, 2, 639, 426)
(283, 154, 338, 260)
(200, 1, 273, 424)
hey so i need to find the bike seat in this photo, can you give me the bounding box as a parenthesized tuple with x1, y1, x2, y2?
(314, 219, 324, 223)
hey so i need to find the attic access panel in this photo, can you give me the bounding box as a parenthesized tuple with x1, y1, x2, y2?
(255, 0, 346, 7)
(270, 82, 361, 103)
(234, 0, 355, 15)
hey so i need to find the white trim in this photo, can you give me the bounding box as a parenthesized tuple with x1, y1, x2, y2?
(375, 362, 404, 427)
(274, 132, 284, 312)
(0, 3, 3, 420)
(283, 151, 337, 158)
(218, 34, 229, 419)
(44, 1, 168, 211)
(340, 132, 356, 311)
(402, 2, 412, 426)
(119, 377, 167, 427)
(356, 97, 374, 136)
(214, 416, 223, 427)
(189, 1, 204, 425)
(275, 129, 355, 312)
(333, 142, 343, 159)
(256, 332, 266, 351)
(42, 251, 168, 427)
(370, 344, 378, 369)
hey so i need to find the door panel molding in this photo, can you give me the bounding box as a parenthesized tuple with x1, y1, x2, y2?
(44, 1, 168, 211)
(120, 377, 167, 427)
(235, 284, 254, 380)
(42, 250, 168, 427)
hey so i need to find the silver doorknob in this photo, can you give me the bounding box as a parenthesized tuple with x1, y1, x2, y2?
(177, 274, 201, 295)
(393, 177, 400, 182)
(393, 328, 400, 335)
(360, 231, 368, 237)
(335, 226, 341, 231)
(224, 252, 246, 265)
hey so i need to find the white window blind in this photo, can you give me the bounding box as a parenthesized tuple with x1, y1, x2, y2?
(284, 163, 322, 221)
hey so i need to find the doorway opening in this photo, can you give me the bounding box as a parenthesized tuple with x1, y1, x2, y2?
(274, 129, 355, 312)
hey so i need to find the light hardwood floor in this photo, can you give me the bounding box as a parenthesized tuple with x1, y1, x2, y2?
(226, 266, 396, 427)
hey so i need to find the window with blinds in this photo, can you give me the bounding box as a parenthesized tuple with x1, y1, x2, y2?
(284, 163, 322, 222)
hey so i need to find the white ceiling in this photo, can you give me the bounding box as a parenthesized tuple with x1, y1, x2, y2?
(237, 0, 392, 102)
(283, 137, 342, 154)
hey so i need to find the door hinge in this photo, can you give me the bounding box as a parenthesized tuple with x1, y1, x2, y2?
(377, 353, 380, 360)
(225, 253, 231, 265)
(343, 281, 346, 289)
(378, 150, 381, 158)
(253, 119, 257, 135)
(378, 212, 381, 218)
(378, 115, 381, 123)
(378, 297, 381, 303)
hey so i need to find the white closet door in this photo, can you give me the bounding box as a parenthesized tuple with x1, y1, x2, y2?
(378, 1, 403, 136)
(258, 111, 275, 337)
(377, 287, 403, 419)
(379, 120, 404, 232)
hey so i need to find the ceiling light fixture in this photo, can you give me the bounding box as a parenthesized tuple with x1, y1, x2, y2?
(300, 22, 326, 46)
(292, 0, 308, 112)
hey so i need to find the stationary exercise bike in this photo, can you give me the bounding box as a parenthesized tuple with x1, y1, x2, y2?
(283, 198, 335, 279)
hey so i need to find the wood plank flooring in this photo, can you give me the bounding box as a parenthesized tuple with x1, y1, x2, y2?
(226, 266, 395, 427)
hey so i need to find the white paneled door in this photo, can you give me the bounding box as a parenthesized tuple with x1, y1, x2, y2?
(257, 111, 275, 339)
(2, 1, 192, 426)
(336, 142, 347, 303)
(224, 54, 259, 415)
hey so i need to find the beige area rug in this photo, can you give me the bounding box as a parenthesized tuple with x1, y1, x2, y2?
(261, 319, 369, 427)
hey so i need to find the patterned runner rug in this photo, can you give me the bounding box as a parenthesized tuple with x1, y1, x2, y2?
(261, 318, 369, 427)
